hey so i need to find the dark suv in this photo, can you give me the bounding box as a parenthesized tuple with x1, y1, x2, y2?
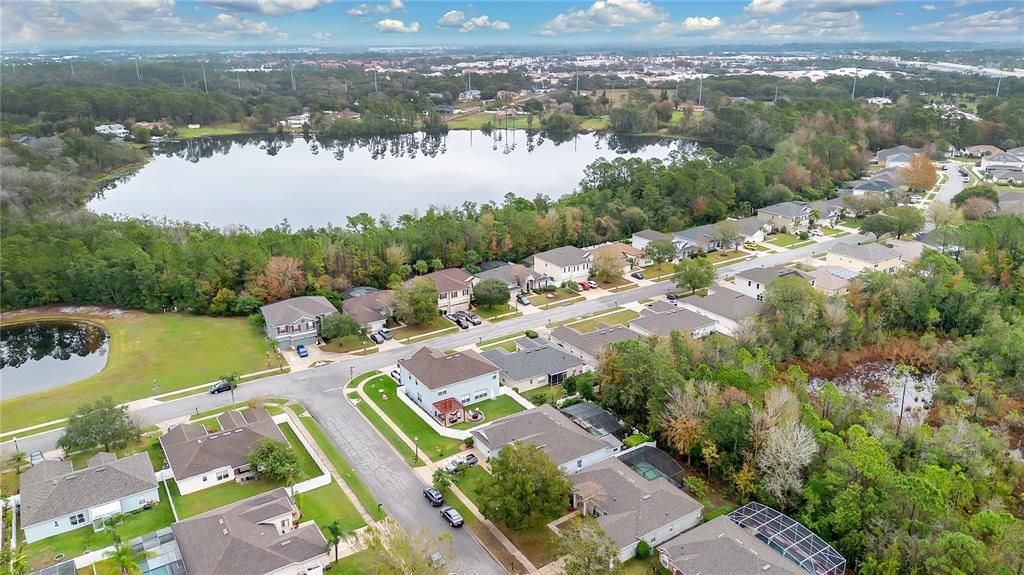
(440, 506, 464, 527)
(423, 487, 445, 507)
(210, 380, 232, 394)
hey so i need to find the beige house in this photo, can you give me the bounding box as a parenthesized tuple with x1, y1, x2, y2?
(532, 246, 592, 285)
(826, 243, 902, 273)
(757, 201, 812, 233)
(414, 268, 475, 313)
(584, 242, 649, 274)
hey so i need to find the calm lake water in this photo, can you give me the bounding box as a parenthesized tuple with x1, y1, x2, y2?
(0, 321, 110, 398)
(88, 130, 690, 230)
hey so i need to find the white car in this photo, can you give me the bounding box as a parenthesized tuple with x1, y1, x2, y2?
(810, 229, 823, 237)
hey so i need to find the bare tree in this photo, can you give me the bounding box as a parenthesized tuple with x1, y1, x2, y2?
(756, 421, 818, 506)
(359, 519, 453, 575)
(256, 256, 306, 301)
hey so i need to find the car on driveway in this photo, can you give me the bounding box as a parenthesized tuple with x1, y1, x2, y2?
(30, 451, 44, 466)
(440, 506, 464, 527)
(454, 317, 470, 330)
(810, 229, 823, 237)
(464, 312, 482, 325)
(463, 453, 479, 466)
(296, 344, 309, 358)
(370, 333, 385, 344)
(210, 380, 233, 394)
(444, 456, 465, 473)
(423, 487, 445, 507)
(630, 271, 644, 280)
(516, 293, 531, 306)
(390, 369, 401, 381)
(378, 327, 393, 340)
(586, 280, 599, 289)
(580, 282, 590, 291)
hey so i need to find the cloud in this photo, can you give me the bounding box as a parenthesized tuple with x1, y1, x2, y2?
(198, 12, 284, 38)
(744, 0, 890, 13)
(312, 31, 332, 40)
(721, 8, 865, 40)
(745, 0, 788, 14)
(347, 0, 403, 16)
(651, 16, 723, 36)
(436, 10, 510, 32)
(202, 0, 331, 15)
(375, 18, 419, 32)
(908, 6, 1023, 35)
(537, 0, 667, 35)
(921, 4, 936, 10)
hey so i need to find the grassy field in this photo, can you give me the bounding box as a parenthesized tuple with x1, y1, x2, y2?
(321, 333, 376, 353)
(447, 112, 533, 130)
(332, 550, 377, 574)
(348, 370, 381, 388)
(363, 376, 463, 460)
(528, 288, 578, 306)
(392, 316, 455, 342)
(23, 502, 175, 571)
(451, 396, 526, 430)
(298, 481, 366, 533)
(480, 339, 518, 352)
(174, 122, 249, 139)
(565, 309, 639, 333)
(0, 310, 269, 433)
(300, 417, 386, 521)
(278, 423, 322, 480)
(644, 261, 677, 280)
(168, 477, 280, 519)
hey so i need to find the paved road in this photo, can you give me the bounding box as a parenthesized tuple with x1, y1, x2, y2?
(0, 231, 870, 570)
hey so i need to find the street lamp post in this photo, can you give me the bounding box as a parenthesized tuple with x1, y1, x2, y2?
(414, 437, 420, 462)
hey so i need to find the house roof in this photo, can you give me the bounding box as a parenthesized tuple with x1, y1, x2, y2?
(659, 515, 807, 575)
(885, 152, 912, 164)
(809, 267, 852, 292)
(674, 223, 725, 246)
(965, 144, 1003, 155)
(729, 216, 767, 237)
(416, 268, 474, 294)
(341, 289, 394, 325)
(1007, 147, 1024, 157)
(632, 229, 674, 242)
(630, 308, 716, 337)
(678, 287, 766, 323)
(875, 145, 918, 162)
(342, 286, 379, 299)
(160, 409, 285, 481)
(853, 179, 895, 193)
(398, 347, 498, 390)
(560, 402, 623, 437)
(758, 201, 810, 220)
(736, 265, 813, 286)
(172, 488, 326, 575)
(808, 198, 845, 214)
(585, 243, 644, 268)
(470, 404, 609, 466)
(20, 453, 157, 527)
(985, 153, 1024, 163)
(549, 324, 642, 360)
(533, 246, 591, 267)
(829, 242, 901, 264)
(570, 458, 702, 551)
(259, 296, 338, 328)
(481, 341, 584, 382)
(474, 263, 538, 287)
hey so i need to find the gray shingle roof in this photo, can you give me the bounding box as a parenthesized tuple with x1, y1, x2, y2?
(736, 265, 813, 286)
(471, 404, 609, 466)
(414, 268, 474, 293)
(473, 263, 539, 287)
(758, 201, 810, 219)
(533, 246, 591, 267)
(632, 229, 674, 242)
(399, 347, 498, 390)
(985, 153, 1024, 163)
(886, 152, 912, 163)
(659, 515, 806, 575)
(629, 308, 716, 337)
(341, 289, 394, 325)
(678, 287, 766, 322)
(730, 216, 767, 237)
(875, 145, 918, 162)
(829, 242, 901, 264)
(674, 223, 724, 246)
(481, 342, 584, 382)
(853, 179, 895, 193)
(549, 324, 642, 360)
(20, 453, 157, 527)
(172, 488, 327, 575)
(259, 296, 338, 328)
(570, 458, 702, 551)
(161, 409, 285, 481)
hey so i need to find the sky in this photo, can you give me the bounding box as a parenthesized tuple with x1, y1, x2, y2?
(2, 0, 1023, 48)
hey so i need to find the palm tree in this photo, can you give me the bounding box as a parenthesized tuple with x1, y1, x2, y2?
(324, 520, 346, 563)
(5, 451, 28, 475)
(103, 513, 125, 544)
(105, 542, 152, 575)
(220, 372, 240, 406)
(1, 545, 29, 575)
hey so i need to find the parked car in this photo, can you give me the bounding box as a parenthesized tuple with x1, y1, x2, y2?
(390, 369, 401, 381)
(810, 229, 823, 237)
(378, 327, 393, 340)
(455, 317, 470, 330)
(29, 451, 44, 466)
(444, 457, 465, 473)
(296, 344, 309, 358)
(370, 333, 385, 344)
(423, 487, 445, 507)
(586, 280, 599, 289)
(743, 242, 757, 250)
(630, 271, 644, 280)
(463, 453, 479, 466)
(440, 506, 464, 527)
(210, 380, 232, 394)
(464, 312, 482, 326)
(580, 282, 590, 291)
(516, 294, 531, 306)
(666, 293, 679, 302)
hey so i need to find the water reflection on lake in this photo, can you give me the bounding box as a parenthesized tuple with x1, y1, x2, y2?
(89, 130, 693, 230)
(0, 321, 110, 398)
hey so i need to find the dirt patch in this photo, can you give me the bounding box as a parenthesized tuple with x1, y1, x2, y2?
(792, 337, 940, 379)
(1, 304, 134, 322)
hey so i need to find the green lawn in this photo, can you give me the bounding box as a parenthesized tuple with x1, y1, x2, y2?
(475, 304, 520, 321)
(363, 376, 463, 460)
(0, 311, 269, 433)
(480, 339, 518, 352)
(705, 249, 747, 263)
(529, 288, 578, 306)
(23, 502, 175, 571)
(838, 218, 864, 229)
(765, 234, 806, 247)
(278, 423, 322, 480)
(353, 399, 421, 466)
(66, 436, 166, 473)
(644, 261, 676, 280)
(168, 478, 280, 519)
(406, 327, 459, 344)
(348, 370, 381, 389)
(593, 274, 635, 290)
(565, 309, 639, 333)
(297, 481, 366, 533)
(321, 334, 376, 354)
(820, 227, 848, 237)
(527, 385, 565, 406)
(451, 396, 526, 430)
(392, 316, 456, 342)
(332, 550, 377, 574)
(174, 122, 249, 139)
(479, 331, 527, 347)
(300, 417, 386, 521)
(447, 112, 532, 130)
(623, 557, 671, 575)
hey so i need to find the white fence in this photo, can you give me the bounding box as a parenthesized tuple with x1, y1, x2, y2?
(271, 413, 332, 495)
(394, 384, 538, 441)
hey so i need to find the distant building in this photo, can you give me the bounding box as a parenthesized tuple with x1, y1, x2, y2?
(885, 152, 913, 169)
(875, 144, 918, 164)
(472, 262, 549, 295)
(809, 267, 856, 296)
(284, 113, 310, 128)
(95, 123, 130, 138)
(629, 306, 717, 339)
(259, 296, 339, 349)
(826, 242, 902, 273)
(584, 242, 649, 274)
(341, 289, 394, 332)
(964, 144, 1003, 158)
(677, 287, 766, 336)
(981, 152, 1024, 172)
(412, 268, 475, 313)
(630, 229, 679, 255)
(865, 96, 892, 105)
(458, 89, 481, 100)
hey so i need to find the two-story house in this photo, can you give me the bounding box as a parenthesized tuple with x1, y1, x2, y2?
(826, 242, 902, 273)
(259, 296, 339, 349)
(757, 201, 812, 233)
(399, 347, 501, 422)
(472, 262, 549, 296)
(531, 246, 592, 285)
(416, 268, 475, 313)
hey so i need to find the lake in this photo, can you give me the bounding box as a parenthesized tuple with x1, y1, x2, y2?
(88, 130, 691, 230)
(0, 320, 110, 398)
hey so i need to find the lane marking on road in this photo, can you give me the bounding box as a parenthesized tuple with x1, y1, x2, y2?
(323, 385, 347, 393)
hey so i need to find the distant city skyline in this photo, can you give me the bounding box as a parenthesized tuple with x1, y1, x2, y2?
(2, 0, 1023, 48)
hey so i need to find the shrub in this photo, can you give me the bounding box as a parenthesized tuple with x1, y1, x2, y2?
(529, 393, 548, 405)
(539, 285, 557, 293)
(525, 330, 539, 339)
(685, 476, 707, 499)
(464, 436, 474, 448)
(798, 231, 809, 240)
(635, 540, 651, 560)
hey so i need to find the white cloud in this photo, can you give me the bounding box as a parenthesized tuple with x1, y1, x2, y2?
(437, 10, 510, 32)
(720, 8, 865, 40)
(198, 12, 283, 38)
(921, 4, 936, 10)
(202, 0, 331, 16)
(312, 31, 332, 40)
(375, 18, 419, 33)
(744, 0, 890, 13)
(537, 0, 667, 35)
(745, 0, 788, 14)
(347, 0, 403, 16)
(908, 6, 1023, 35)
(651, 16, 723, 36)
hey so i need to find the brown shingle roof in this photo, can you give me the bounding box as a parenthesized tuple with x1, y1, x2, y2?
(161, 409, 285, 480)
(341, 289, 394, 325)
(259, 296, 338, 328)
(470, 404, 609, 466)
(415, 268, 474, 293)
(398, 347, 499, 390)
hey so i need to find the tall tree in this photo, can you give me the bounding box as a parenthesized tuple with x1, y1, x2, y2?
(359, 519, 452, 575)
(473, 278, 511, 309)
(247, 439, 300, 483)
(57, 396, 139, 454)
(104, 541, 151, 575)
(644, 239, 677, 265)
(556, 517, 622, 575)
(592, 250, 623, 283)
(859, 213, 896, 241)
(324, 520, 347, 564)
(883, 206, 925, 239)
(394, 277, 439, 326)
(901, 153, 938, 191)
(220, 371, 240, 406)
(479, 442, 571, 530)
(257, 256, 307, 302)
(673, 257, 715, 294)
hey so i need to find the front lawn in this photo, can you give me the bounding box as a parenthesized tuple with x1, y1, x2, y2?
(480, 339, 518, 352)
(593, 275, 634, 289)
(332, 550, 377, 574)
(820, 227, 848, 237)
(23, 502, 175, 571)
(321, 334, 376, 354)
(644, 261, 676, 280)
(168, 477, 280, 519)
(474, 304, 519, 321)
(765, 234, 806, 248)
(353, 400, 421, 466)
(565, 309, 639, 333)
(0, 310, 270, 433)
(297, 481, 366, 533)
(300, 417, 386, 521)
(363, 376, 463, 460)
(66, 435, 166, 472)
(391, 316, 456, 342)
(528, 288, 578, 306)
(838, 218, 864, 229)
(278, 423, 322, 480)
(348, 370, 381, 388)
(705, 249, 747, 263)
(451, 396, 526, 430)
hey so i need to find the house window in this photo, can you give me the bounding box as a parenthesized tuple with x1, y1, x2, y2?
(437, 389, 447, 397)
(576, 460, 582, 469)
(474, 389, 489, 400)
(277, 327, 286, 334)
(203, 475, 208, 482)
(417, 393, 422, 402)
(440, 292, 448, 299)
(70, 513, 85, 525)
(217, 470, 230, 481)
(461, 394, 471, 403)
(747, 280, 751, 286)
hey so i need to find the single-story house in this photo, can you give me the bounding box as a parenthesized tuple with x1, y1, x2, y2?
(570, 458, 703, 563)
(628, 307, 717, 339)
(160, 409, 286, 495)
(414, 268, 475, 313)
(560, 402, 624, 439)
(757, 201, 813, 233)
(472, 262, 549, 295)
(673, 223, 741, 256)
(964, 144, 1003, 158)
(341, 288, 394, 332)
(998, 191, 1024, 215)
(658, 502, 846, 575)
(172, 488, 328, 575)
(20, 453, 159, 544)
(548, 324, 643, 365)
(260, 296, 339, 349)
(471, 404, 617, 473)
(981, 152, 1024, 172)
(399, 347, 500, 423)
(885, 152, 913, 169)
(808, 267, 856, 296)
(875, 145, 918, 164)
(481, 337, 589, 392)
(851, 178, 897, 195)
(532, 246, 592, 285)
(887, 238, 926, 264)
(728, 216, 769, 244)
(826, 242, 902, 273)
(732, 265, 814, 300)
(584, 242, 650, 273)
(95, 123, 130, 138)
(991, 169, 1024, 185)
(630, 229, 677, 253)
(284, 113, 310, 128)
(677, 287, 766, 336)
